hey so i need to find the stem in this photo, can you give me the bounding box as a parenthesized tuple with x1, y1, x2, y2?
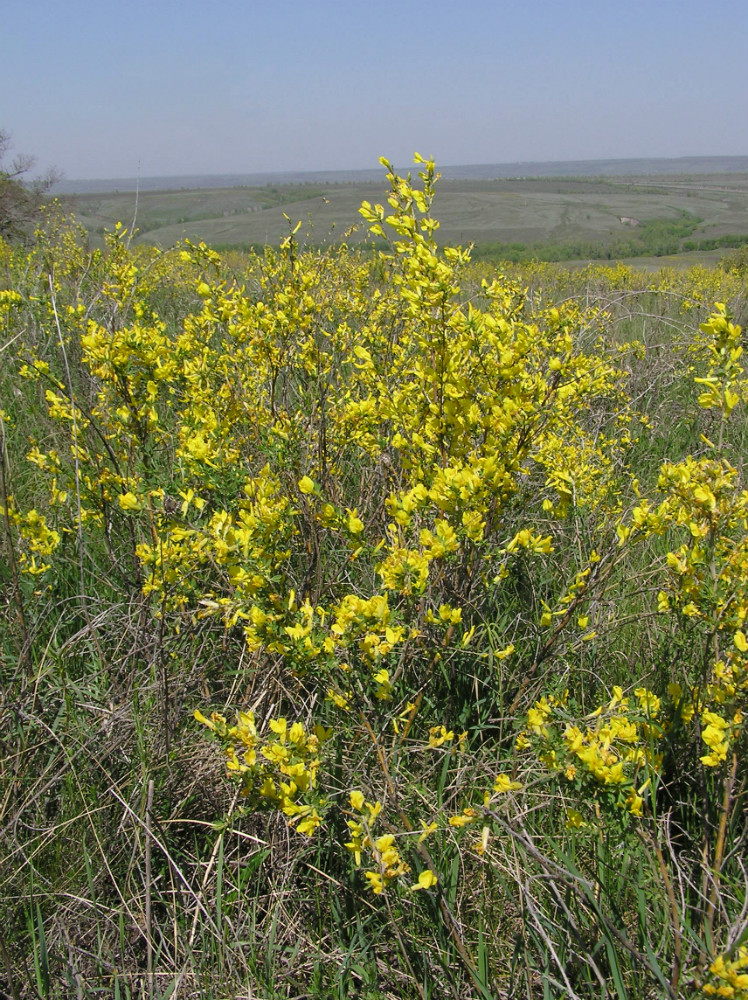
(706, 750, 739, 948)
(145, 778, 154, 998)
(0, 426, 30, 674)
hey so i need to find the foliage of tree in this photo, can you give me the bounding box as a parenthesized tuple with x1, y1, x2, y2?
(0, 129, 60, 242)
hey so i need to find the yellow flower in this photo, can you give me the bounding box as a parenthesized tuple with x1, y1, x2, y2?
(373, 668, 394, 700)
(625, 788, 644, 817)
(296, 810, 323, 836)
(449, 808, 479, 827)
(298, 476, 316, 495)
(118, 492, 141, 512)
(493, 774, 522, 794)
(471, 826, 490, 856)
(428, 725, 454, 748)
(565, 808, 586, 829)
(269, 717, 288, 741)
(411, 869, 437, 891)
(346, 509, 364, 534)
(417, 822, 438, 843)
(327, 688, 351, 710)
(364, 871, 383, 894)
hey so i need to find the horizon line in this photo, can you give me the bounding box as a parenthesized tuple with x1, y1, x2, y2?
(52, 154, 748, 195)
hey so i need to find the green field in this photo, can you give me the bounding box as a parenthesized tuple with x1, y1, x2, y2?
(62, 171, 748, 263)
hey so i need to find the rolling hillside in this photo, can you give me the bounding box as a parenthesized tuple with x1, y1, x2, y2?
(58, 160, 748, 262)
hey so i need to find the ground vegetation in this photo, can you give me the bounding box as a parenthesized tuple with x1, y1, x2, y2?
(0, 157, 747, 999)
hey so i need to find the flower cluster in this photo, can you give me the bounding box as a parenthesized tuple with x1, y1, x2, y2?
(194, 709, 330, 836)
(699, 945, 748, 998)
(518, 686, 664, 819)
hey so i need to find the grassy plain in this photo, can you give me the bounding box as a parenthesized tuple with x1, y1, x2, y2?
(62, 171, 748, 263)
(2, 161, 748, 999)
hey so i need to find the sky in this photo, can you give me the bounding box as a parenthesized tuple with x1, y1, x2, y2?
(1, 0, 746, 181)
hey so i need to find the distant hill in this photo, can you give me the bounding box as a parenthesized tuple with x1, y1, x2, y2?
(56, 160, 748, 267)
(53, 156, 748, 195)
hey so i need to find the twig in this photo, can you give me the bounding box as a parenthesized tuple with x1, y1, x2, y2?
(145, 778, 154, 998)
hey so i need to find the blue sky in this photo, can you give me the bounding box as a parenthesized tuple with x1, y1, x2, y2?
(1, 0, 746, 180)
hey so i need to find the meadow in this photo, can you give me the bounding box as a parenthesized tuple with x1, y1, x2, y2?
(1, 157, 748, 999)
(61, 169, 748, 266)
